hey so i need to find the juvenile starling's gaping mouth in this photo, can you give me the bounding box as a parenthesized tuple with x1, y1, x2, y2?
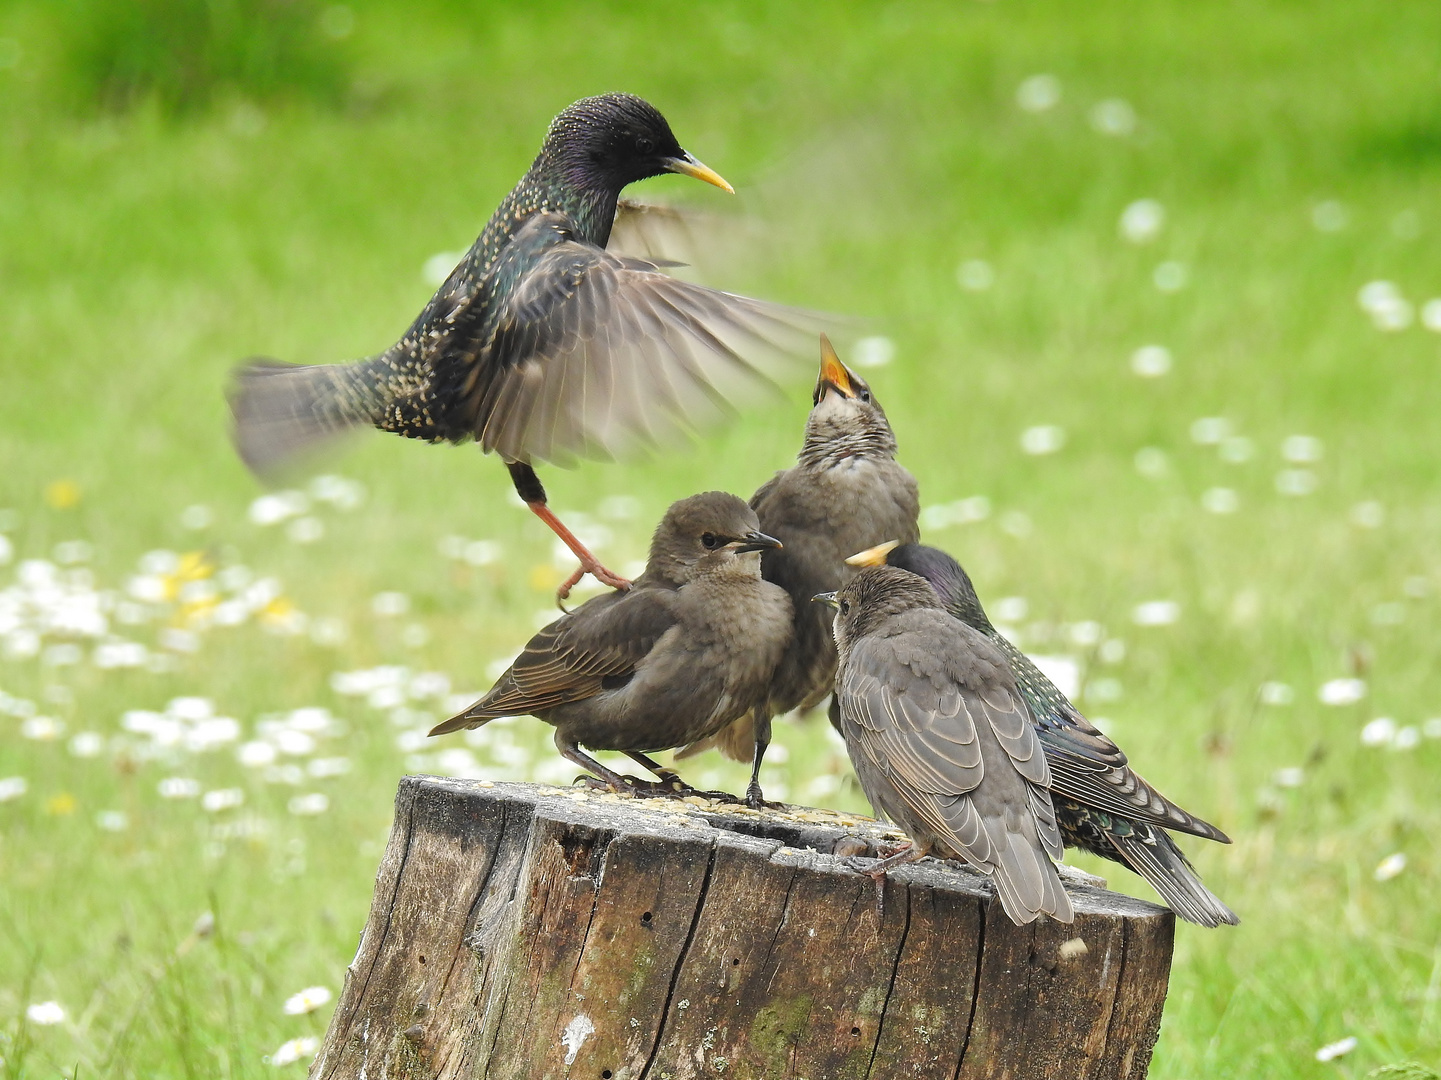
(814, 333, 858, 401)
(663, 152, 735, 194)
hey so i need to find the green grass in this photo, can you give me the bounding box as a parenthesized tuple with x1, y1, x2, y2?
(2, 1, 1440, 1076)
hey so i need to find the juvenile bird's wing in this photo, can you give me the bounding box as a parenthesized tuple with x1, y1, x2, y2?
(841, 627, 1070, 924)
(1007, 646, 1232, 842)
(443, 213, 822, 466)
(431, 588, 679, 733)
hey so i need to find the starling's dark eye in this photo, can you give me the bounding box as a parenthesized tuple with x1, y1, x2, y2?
(839, 600, 851, 616)
(636, 135, 654, 155)
(858, 389, 872, 403)
(701, 532, 720, 550)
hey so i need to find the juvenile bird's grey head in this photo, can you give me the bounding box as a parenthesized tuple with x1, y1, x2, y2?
(647, 491, 782, 584)
(820, 564, 941, 650)
(848, 542, 992, 632)
(538, 93, 733, 197)
(798, 335, 898, 468)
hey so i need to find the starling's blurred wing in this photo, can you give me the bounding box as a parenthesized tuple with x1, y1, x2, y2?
(1010, 647, 1232, 842)
(431, 587, 680, 733)
(606, 200, 701, 266)
(459, 214, 822, 466)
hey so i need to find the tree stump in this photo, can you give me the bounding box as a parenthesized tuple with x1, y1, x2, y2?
(312, 776, 1174, 1080)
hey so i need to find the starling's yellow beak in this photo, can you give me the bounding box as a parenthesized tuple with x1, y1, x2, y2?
(845, 540, 901, 568)
(664, 152, 734, 194)
(815, 333, 858, 400)
(812, 591, 839, 609)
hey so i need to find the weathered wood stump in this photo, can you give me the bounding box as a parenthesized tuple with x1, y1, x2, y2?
(312, 777, 1174, 1080)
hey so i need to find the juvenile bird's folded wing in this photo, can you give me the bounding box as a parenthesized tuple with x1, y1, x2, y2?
(840, 638, 983, 799)
(431, 589, 679, 733)
(466, 233, 823, 466)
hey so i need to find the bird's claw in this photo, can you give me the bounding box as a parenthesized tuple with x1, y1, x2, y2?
(556, 561, 633, 604)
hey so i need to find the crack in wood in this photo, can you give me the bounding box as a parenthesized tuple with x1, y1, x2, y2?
(863, 885, 912, 1079)
(636, 837, 719, 1080)
(952, 898, 987, 1080)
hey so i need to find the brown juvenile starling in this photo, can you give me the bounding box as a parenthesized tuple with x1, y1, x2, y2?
(821, 565, 1073, 925)
(679, 335, 919, 805)
(848, 541, 1238, 926)
(229, 93, 814, 599)
(429, 491, 791, 795)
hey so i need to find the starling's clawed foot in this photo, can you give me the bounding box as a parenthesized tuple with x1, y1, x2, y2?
(555, 558, 633, 603)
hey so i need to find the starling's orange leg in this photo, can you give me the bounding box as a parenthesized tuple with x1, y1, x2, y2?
(506, 461, 631, 601)
(527, 502, 633, 599)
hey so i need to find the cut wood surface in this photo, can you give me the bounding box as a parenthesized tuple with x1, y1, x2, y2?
(312, 777, 1174, 1080)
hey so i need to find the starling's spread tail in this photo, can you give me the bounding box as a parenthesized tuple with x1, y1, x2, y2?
(228, 356, 394, 475)
(1108, 827, 1239, 927)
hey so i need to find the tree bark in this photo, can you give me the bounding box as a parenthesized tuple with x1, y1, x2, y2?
(311, 776, 1173, 1080)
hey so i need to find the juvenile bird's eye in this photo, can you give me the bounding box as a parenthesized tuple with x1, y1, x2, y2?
(839, 600, 851, 615)
(858, 390, 872, 403)
(701, 532, 719, 549)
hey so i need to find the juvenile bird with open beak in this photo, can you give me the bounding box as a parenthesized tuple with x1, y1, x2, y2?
(821, 565, 1073, 926)
(229, 93, 818, 601)
(848, 540, 1238, 927)
(430, 492, 791, 796)
(680, 335, 919, 806)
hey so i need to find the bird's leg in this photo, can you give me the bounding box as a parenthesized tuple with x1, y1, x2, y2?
(555, 733, 637, 793)
(745, 713, 774, 810)
(624, 751, 740, 803)
(506, 462, 632, 602)
(844, 842, 925, 919)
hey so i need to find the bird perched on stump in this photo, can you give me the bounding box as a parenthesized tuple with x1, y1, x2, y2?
(229, 93, 815, 600)
(848, 541, 1238, 927)
(821, 565, 1073, 926)
(430, 491, 792, 797)
(680, 335, 919, 805)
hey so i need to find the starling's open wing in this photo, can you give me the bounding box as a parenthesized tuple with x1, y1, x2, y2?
(451, 213, 823, 466)
(1012, 648, 1232, 842)
(606, 200, 702, 266)
(431, 587, 680, 733)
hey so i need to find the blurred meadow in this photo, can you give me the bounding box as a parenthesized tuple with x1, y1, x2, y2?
(2, 1, 1440, 1076)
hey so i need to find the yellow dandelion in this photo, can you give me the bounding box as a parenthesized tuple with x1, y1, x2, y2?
(528, 564, 563, 591)
(176, 551, 215, 581)
(44, 480, 81, 510)
(260, 596, 295, 625)
(45, 792, 78, 816)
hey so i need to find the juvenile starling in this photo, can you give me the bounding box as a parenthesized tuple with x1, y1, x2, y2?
(679, 335, 919, 804)
(848, 541, 1239, 927)
(429, 491, 791, 795)
(229, 93, 814, 599)
(821, 565, 1073, 925)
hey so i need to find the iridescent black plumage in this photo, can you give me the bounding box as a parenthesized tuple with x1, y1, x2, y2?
(857, 542, 1238, 927)
(230, 93, 814, 596)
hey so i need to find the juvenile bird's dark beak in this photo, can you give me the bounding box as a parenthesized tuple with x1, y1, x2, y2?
(732, 530, 783, 553)
(812, 591, 839, 608)
(814, 333, 858, 401)
(845, 540, 900, 568)
(663, 152, 734, 194)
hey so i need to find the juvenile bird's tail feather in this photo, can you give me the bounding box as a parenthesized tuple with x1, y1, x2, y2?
(228, 357, 394, 476)
(1107, 828, 1239, 927)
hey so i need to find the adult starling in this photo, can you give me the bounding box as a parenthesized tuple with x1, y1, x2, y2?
(230, 93, 814, 599)
(429, 491, 791, 796)
(821, 565, 1073, 926)
(848, 541, 1239, 927)
(679, 335, 919, 804)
